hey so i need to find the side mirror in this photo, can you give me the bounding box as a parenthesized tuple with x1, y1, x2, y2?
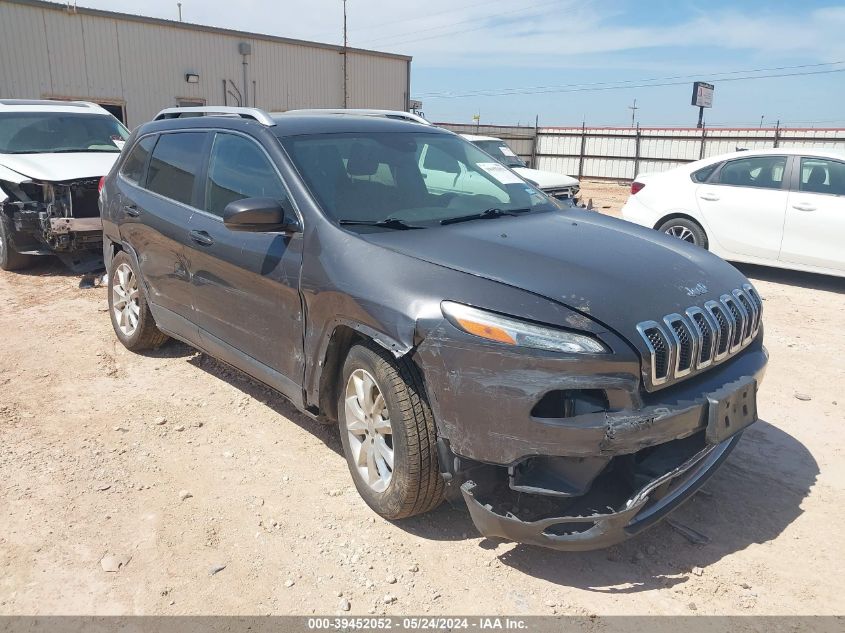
(223, 197, 300, 233)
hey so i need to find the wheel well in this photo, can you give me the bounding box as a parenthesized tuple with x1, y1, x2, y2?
(317, 325, 367, 422)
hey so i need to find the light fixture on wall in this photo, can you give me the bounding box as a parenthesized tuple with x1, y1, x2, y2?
(185, 73, 200, 84)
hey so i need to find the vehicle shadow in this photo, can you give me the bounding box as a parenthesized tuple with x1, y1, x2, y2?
(735, 262, 845, 294)
(185, 351, 344, 457)
(488, 419, 817, 591)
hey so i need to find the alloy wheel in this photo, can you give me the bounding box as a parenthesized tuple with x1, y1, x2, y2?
(112, 262, 140, 336)
(664, 225, 696, 244)
(344, 368, 394, 492)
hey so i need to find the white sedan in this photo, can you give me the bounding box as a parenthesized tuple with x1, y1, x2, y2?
(622, 148, 845, 277)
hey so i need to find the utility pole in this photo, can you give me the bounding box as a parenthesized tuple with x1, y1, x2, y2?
(342, 0, 348, 109)
(628, 98, 638, 128)
(177, 2, 182, 21)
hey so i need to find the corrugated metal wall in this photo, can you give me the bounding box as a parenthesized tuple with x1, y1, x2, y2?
(0, 0, 409, 127)
(439, 122, 845, 180)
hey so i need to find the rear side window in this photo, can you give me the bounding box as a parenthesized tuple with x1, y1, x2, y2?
(691, 162, 719, 183)
(146, 132, 207, 206)
(799, 158, 845, 196)
(120, 136, 155, 185)
(204, 133, 286, 217)
(716, 156, 786, 190)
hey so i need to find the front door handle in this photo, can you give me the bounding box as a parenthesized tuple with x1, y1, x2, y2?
(792, 203, 816, 212)
(189, 230, 215, 246)
(699, 193, 720, 202)
(123, 204, 140, 217)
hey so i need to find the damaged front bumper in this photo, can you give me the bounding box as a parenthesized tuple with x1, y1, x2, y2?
(1, 177, 104, 272)
(462, 433, 740, 551)
(416, 318, 767, 551)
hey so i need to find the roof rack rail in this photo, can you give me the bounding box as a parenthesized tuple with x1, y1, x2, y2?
(281, 108, 431, 126)
(153, 106, 275, 126)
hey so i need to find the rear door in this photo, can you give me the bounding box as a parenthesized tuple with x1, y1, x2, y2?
(117, 131, 208, 326)
(696, 154, 789, 260)
(780, 156, 845, 272)
(187, 131, 305, 395)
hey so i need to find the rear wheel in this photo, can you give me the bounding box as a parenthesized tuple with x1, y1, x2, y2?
(107, 251, 169, 351)
(0, 217, 35, 271)
(658, 217, 708, 249)
(338, 343, 444, 520)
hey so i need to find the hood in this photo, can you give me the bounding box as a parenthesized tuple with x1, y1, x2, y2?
(514, 166, 579, 189)
(0, 152, 119, 182)
(360, 210, 748, 345)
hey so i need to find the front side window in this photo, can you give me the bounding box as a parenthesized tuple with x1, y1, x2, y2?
(0, 112, 129, 154)
(204, 133, 286, 217)
(799, 158, 845, 196)
(471, 140, 526, 168)
(716, 156, 786, 190)
(145, 132, 207, 206)
(120, 136, 156, 185)
(282, 132, 557, 229)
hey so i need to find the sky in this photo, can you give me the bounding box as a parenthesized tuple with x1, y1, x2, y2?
(77, 0, 845, 127)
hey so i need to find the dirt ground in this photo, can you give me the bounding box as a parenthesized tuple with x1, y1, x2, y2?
(1, 187, 844, 616)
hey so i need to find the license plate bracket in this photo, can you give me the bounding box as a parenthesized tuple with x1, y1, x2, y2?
(706, 377, 758, 444)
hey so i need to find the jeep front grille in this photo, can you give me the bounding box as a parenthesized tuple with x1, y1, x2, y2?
(637, 284, 762, 389)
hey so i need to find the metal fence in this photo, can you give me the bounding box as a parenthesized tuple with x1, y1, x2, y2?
(437, 122, 845, 181)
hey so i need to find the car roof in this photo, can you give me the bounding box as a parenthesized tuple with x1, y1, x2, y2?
(697, 146, 845, 163)
(0, 99, 112, 116)
(138, 112, 455, 138)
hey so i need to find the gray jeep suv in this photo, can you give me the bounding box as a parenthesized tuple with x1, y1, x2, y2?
(100, 107, 768, 551)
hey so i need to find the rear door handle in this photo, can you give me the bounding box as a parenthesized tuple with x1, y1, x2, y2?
(123, 204, 140, 217)
(189, 230, 215, 246)
(699, 193, 720, 202)
(792, 203, 816, 212)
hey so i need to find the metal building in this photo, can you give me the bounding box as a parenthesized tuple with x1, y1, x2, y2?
(0, 0, 411, 127)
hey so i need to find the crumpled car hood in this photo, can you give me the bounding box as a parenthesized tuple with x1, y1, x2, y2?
(360, 209, 749, 342)
(0, 152, 119, 182)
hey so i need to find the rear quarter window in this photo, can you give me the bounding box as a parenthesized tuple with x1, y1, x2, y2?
(691, 163, 719, 183)
(120, 136, 156, 185)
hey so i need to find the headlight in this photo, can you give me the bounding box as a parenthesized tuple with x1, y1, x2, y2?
(441, 301, 607, 354)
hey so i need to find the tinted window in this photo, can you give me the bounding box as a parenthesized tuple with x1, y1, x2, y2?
(146, 132, 207, 205)
(799, 158, 845, 196)
(120, 136, 155, 185)
(717, 156, 786, 190)
(204, 133, 285, 217)
(691, 162, 719, 183)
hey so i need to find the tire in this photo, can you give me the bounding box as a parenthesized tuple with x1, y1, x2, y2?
(0, 216, 36, 271)
(657, 217, 709, 249)
(338, 343, 444, 520)
(107, 250, 169, 351)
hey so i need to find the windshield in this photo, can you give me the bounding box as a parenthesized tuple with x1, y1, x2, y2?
(471, 140, 526, 168)
(0, 112, 129, 154)
(282, 132, 558, 229)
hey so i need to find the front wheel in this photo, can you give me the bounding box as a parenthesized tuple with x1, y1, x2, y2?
(338, 343, 444, 520)
(0, 216, 35, 271)
(658, 217, 709, 249)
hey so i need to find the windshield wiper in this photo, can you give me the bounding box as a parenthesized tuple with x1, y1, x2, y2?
(440, 207, 531, 226)
(338, 217, 424, 230)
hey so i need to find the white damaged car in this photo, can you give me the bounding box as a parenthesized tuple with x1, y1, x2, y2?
(462, 134, 580, 201)
(0, 99, 128, 272)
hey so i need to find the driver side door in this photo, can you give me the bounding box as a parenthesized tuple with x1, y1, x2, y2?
(186, 131, 305, 399)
